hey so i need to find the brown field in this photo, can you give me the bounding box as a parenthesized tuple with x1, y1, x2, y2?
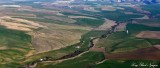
(18, 6, 60, 15)
(115, 23, 127, 31)
(0, 46, 7, 50)
(105, 46, 160, 60)
(154, 45, 160, 50)
(0, 16, 44, 31)
(136, 31, 160, 39)
(142, 23, 160, 27)
(29, 22, 91, 54)
(68, 16, 97, 20)
(132, 15, 149, 19)
(90, 47, 105, 53)
(132, 21, 160, 27)
(44, 16, 76, 23)
(30, 29, 87, 54)
(101, 6, 116, 11)
(90, 38, 160, 60)
(95, 18, 117, 30)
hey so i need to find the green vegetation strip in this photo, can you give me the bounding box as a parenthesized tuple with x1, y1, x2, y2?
(36, 52, 105, 68)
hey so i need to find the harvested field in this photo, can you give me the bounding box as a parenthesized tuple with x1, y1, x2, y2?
(5, 13, 36, 17)
(101, 6, 116, 11)
(132, 6, 150, 14)
(0, 46, 7, 50)
(133, 20, 160, 27)
(29, 22, 91, 54)
(139, 23, 160, 27)
(136, 31, 160, 39)
(124, 12, 134, 14)
(0, 16, 44, 31)
(105, 46, 160, 60)
(39, 22, 92, 30)
(90, 47, 105, 53)
(154, 45, 160, 50)
(44, 16, 76, 23)
(30, 29, 86, 54)
(132, 21, 160, 27)
(115, 23, 127, 31)
(18, 6, 60, 15)
(132, 15, 149, 19)
(95, 18, 117, 30)
(84, 7, 100, 12)
(68, 16, 97, 20)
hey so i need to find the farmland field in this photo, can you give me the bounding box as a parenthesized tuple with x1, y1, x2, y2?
(95, 23, 160, 53)
(0, 1, 160, 68)
(0, 26, 32, 68)
(36, 52, 105, 68)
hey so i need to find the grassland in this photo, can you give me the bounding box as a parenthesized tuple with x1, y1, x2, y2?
(95, 23, 160, 53)
(141, 4, 160, 15)
(0, 26, 32, 68)
(36, 52, 105, 68)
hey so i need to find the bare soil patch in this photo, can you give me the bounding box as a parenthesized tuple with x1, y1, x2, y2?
(136, 31, 160, 39)
(90, 47, 105, 53)
(25, 50, 35, 57)
(28, 22, 90, 54)
(0, 16, 44, 31)
(141, 23, 160, 27)
(44, 16, 76, 23)
(30, 29, 86, 54)
(68, 16, 97, 20)
(132, 21, 160, 27)
(95, 18, 117, 30)
(105, 47, 160, 60)
(115, 23, 127, 31)
(154, 45, 160, 50)
(0, 46, 7, 50)
(132, 15, 149, 19)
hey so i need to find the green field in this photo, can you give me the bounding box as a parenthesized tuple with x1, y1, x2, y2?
(0, 26, 32, 68)
(99, 11, 143, 22)
(141, 4, 160, 15)
(36, 52, 105, 68)
(96, 23, 160, 53)
(75, 18, 104, 27)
